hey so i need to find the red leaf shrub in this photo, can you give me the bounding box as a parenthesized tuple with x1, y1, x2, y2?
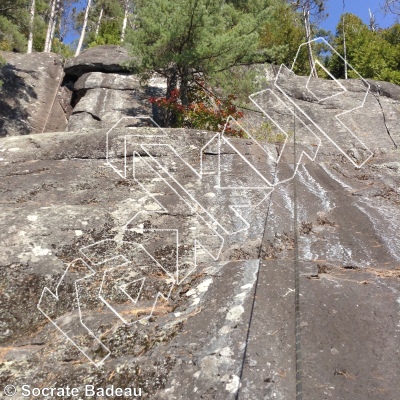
(150, 86, 244, 136)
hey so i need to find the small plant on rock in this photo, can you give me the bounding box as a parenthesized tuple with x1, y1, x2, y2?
(149, 84, 245, 137)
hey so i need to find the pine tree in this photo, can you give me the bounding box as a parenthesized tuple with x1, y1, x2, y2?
(129, 0, 269, 106)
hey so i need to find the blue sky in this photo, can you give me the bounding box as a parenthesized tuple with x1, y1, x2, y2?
(321, 0, 398, 33)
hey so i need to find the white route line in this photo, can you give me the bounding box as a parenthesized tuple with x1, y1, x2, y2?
(37, 258, 112, 367)
(277, 37, 373, 168)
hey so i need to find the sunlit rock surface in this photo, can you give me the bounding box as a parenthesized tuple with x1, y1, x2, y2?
(0, 117, 399, 399)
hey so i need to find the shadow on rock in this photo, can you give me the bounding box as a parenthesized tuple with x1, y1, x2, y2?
(0, 64, 38, 137)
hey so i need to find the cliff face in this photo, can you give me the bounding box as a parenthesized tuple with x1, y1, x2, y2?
(0, 48, 399, 399)
(0, 52, 67, 136)
(0, 46, 166, 136)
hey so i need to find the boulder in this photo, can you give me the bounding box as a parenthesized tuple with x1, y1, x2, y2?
(64, 45, 131, 78)
(67, 72, 166, 131)
(74, 71, 141, 91)
(0, 51, 68, 136)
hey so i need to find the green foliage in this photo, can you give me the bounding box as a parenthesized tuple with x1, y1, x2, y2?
(0, 15, 27, 51)
(0, 0, 74, 56)
(258, 1, 332, 75)
(209, 66, 260, 106)
(259, 2, 306, 68)
(88, 20, 122, 46)
(83, 0, 132, 48)
(52, 38, 74, 58)
(31, 11, 48, 52)
(248, 121, 291, 143)
(129, 0, 269, 106)
(329, 14, 400, 84)
(382, 23, 400, 46)
(0, 0, 30, 52)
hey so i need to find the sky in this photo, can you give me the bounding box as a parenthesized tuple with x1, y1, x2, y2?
(321, 0, 398, 33)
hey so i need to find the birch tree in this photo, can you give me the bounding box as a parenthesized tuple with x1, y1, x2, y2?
(95, 7, 103, 37)
(27, 0, 36, 53)
(291, 0, 326, 77)
(121, 0, 130, 42)
(48, 0, 59, 51)
(84, 0, 129, 47)
(44, 0, 58, 52)
(75, 0, 92, 56)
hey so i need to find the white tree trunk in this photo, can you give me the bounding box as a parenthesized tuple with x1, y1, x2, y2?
(44, 0, 56, 52)
(303, 8, 317, 77)
(342, 15, 348, 79)
(27, 0, 36, 53)
(121, 1, 129, 42)
(75, 0, 92, 57)
(95, 7, 103, 37)
(47, 0, 60, 52)
(58, 1, 64, 42)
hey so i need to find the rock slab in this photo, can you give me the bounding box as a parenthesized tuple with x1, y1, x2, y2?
(64, 45, 131, 78)
(0, 52, 67, 136)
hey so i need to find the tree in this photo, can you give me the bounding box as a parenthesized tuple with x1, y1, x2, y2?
(260, 1, 306, 68)
(129, 0, 269, 107)
(329, 14, 400, 84)
(0, 0, 73, 55)
(33, 0, 57, 52)
(44, 0, 58, 52)
(383, 0, 400, 16)
(75, 0, 92, 56)
(291, 0, 327, 77)
(0, 53, 6, 88)
(83, 0, 128, 47)
(121, 0, 132, 42)
(27, 0, 36, 53)
(0, 0, 29, 52)
(94, 7, 103, 38)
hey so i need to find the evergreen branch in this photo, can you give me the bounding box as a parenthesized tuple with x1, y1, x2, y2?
(178, 0, 200, 54)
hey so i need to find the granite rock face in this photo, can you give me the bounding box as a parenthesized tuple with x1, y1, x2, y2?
(62, 46, 166, 131)
(0, 46, 165, 135)
(67, 72, 165, 131)
(74, 71, 142, 91)
(0, 52, 68, 136)
(0, 47, 400, 399)
(0, 115, 399, 399)
(64, 45, 131, 78)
